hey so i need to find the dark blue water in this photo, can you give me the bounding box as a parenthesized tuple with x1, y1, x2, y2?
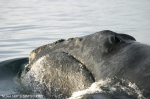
(0, 0, 150, 61)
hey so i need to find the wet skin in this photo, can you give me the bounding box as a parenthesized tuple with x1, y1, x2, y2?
(0, 58, 28, 98)
(25, 30, 150, 98)
(0, 30, 150, 98)
(0, 58, 28, 79)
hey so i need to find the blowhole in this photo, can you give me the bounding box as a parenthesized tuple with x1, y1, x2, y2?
(115, 36, 121, 44)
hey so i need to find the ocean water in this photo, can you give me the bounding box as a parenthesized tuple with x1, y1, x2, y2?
(0, 0, 150, 98)
(0, 0, 150, 61)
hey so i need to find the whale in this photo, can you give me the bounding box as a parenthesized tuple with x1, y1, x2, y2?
(0, 30, 150, 99)
(0, 58, 28, 98)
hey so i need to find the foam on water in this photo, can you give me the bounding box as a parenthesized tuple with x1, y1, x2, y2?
(19, 54, 94, 99)
(69, 78, 146, 99)
(18, 55, 146, 99)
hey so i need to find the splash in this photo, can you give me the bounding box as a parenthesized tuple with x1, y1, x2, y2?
(19, 53, 94, 99)
(18, 54, 146, 99)
(69, 78, 146, 99)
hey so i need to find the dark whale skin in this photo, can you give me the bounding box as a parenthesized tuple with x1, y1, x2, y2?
(0, 58, 28, 79)
(25, 30, 150, 98)
(1, 30, 150, 98)
(0, 58, 28, 99)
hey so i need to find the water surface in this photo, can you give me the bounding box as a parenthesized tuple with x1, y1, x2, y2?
(0, 0, 150, 61)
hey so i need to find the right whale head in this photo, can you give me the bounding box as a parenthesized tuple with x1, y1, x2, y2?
(20, 30, 150, 98)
